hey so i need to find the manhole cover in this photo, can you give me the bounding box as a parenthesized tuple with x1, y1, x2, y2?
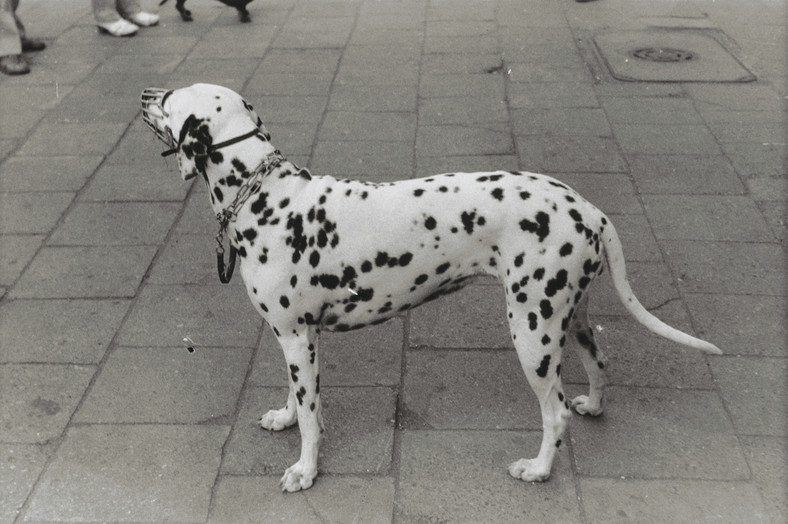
(629, 47, 696, 62)
(594, 30, 755, 82)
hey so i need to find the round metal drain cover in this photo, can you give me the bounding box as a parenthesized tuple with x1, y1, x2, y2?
(629, 47, 696, 62)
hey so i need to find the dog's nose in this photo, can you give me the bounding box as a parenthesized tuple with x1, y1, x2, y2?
(140, 87, 175, 147)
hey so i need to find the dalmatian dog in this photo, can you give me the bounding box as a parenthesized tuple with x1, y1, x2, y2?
(140, 83, 722, 492)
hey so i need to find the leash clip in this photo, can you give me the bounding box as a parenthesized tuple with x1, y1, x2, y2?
(215, 212, 237, 284)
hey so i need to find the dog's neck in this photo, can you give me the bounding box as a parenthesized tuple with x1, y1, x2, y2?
(202, 140, 299, 218)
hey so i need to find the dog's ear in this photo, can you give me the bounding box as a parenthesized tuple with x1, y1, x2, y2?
(241, 99, 272, 141)
(176, 114, 214, 181)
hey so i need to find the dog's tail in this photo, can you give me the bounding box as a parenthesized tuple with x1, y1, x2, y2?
(600, 218, 722, 354)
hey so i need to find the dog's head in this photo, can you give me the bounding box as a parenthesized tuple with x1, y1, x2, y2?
(141, 83, 271, 181)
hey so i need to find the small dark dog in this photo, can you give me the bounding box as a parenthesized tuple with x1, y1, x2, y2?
(159, 0, 253, 23)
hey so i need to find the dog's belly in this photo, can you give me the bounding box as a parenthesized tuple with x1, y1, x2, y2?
(315, 258, 484, 332)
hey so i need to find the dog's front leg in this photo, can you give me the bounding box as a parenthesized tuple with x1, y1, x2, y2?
(272, 329, 323, 492)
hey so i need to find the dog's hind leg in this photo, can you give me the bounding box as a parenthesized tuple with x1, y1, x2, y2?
(269, 327, 323, 492)
(568, 293, 607, 416)
(507, 305, 573, 482)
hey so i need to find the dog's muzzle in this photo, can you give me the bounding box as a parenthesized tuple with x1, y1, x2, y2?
(141, 88, 178, 156)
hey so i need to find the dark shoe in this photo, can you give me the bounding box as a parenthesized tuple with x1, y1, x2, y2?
(0, 54, 30, 75)
(21, 37, 46, 52)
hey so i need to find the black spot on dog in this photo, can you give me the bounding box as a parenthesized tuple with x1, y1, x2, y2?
(541, 334, 551, 345)
(289, 364, 299, 382)
(461, 211, 476, 234)
(520, 212, 550, 242)
(528, 312, 538, 330)
(375, 251, 390, 267)
(491, 187, 504, 201)
(425, 216, 437, 230)
(436, 262, 450, 274)
(533, 268, 545, 280)
(309, 251, 320, 268)
(536, 355, 551, 377)
(583, 259, 601, 275)
(514, 253, 525, 267)
(577, 330, 598, 359)
(415, 274, 428, 285)
(318, 274, 340, 289)
(545, 269, 568, 297)
(242, 228, 257, 241)
(250, 192, 268, 214)
(414, 189, 425, 197)
(341, 266, 358, 286)
(213, 186, 224, 203)
(559, 242, 573, 257)
(540, 299, 553, 319)
(361, 260, 373, 273)
(520, 191, 531, 200)
(280, 296, 290, 308)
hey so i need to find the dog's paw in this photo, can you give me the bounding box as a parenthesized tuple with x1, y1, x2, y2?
(280, 462, 317, 492)
(508, 459, 551, 482)
(570, 395, 603, 416)
(259, 407, 296, 431)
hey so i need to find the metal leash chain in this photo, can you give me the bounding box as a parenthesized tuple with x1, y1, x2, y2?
(213, 150, 284, 284)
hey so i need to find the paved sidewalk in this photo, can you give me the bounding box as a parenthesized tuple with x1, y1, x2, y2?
(1, 0, 785, 522)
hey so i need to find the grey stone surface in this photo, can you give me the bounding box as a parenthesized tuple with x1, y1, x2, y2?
(403, 350, 542, 430)
(0, 364, 94, 443)
(569, 386, 749, 479)
(47, 202, 181, 246)
(0, 444, 48, 524)
(409, 284, 511, 349)
(10, 245, 157, 298)
(0, 299, 130, 363)
(75, 346, 252, 423)
(0, 235, 42, 286)
(0, 192, 73, 234)
(209, 476, 395, 524)
(23, 425, 230, 522)
(0, 155, 102, 192)
(117, 283, 262, 348)
(579, 478, 770, 523)
(397, 431, 581, 523)
(709, 356, 787, 437)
